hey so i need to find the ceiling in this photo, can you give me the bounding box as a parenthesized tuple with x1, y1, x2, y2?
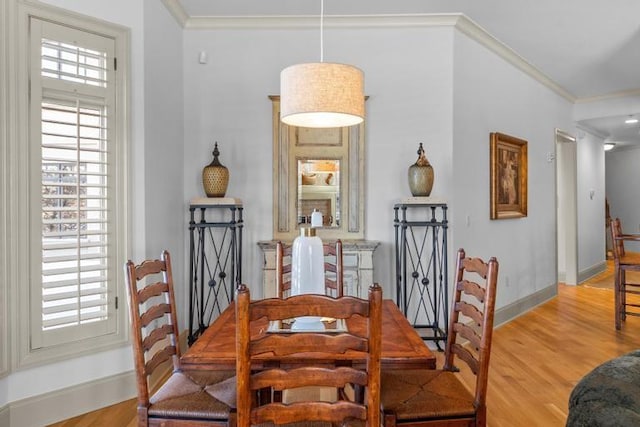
(174, 0, 640, 146)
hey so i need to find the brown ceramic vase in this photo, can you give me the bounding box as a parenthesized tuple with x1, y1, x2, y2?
(408, 143, 434, 196)
(202, 142, 229, 197)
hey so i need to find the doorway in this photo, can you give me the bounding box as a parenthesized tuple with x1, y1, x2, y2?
(556, 129, 578, 285)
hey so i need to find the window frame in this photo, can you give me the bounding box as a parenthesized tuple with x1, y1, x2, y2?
(1, 0, 10, 378)
(9, 1, 130, 367)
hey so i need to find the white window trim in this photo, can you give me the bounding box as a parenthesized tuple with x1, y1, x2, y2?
(7, 0, 131, 368)
(1, 0, 11, 378)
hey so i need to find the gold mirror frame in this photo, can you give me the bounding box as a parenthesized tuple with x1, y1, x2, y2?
(270, 96, 365, 240)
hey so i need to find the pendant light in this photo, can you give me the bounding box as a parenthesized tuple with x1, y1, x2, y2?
(280, 0, 364, 128)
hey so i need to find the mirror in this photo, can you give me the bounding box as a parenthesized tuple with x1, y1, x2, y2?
(270, 96, 365, 240)
(298, 159, 340, 227)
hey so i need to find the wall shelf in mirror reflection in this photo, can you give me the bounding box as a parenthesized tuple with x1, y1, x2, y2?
(298, 159, 340, 227)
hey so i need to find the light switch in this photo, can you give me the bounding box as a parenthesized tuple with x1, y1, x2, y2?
(546, 152, 555, 162)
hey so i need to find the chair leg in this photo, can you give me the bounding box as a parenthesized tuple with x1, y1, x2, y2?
(137, 407, 148, 427)
(618, 269, 627, 324)
(615, 267, 622, 330)
(621, 270, 627, 321)
(475, 404, 487, 427)
(383, 411, 397, 427)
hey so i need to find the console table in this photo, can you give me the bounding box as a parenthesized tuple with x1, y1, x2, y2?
(188, 197, 243, 345)
(258, 240, 379, 299)
(394, 198, 449, 348)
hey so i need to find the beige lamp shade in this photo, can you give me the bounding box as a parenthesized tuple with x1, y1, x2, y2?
(280, 62, 364, 128)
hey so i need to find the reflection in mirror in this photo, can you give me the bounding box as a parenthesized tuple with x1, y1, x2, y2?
(297, 160, 340, 228)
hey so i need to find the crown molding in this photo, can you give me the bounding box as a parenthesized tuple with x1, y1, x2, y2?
(184, 13, 462, 30)
(453, 15, 575, 102)
(162, 1, 576, 102)
(575, 88, 640, 104)
(575, 123, 608, 141)
(161, 0, 189, 28)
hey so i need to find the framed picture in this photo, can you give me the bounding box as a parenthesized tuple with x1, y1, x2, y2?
(490, 132, 528, 219)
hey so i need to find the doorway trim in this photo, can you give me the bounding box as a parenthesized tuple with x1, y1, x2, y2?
(555, 129, 578, 285)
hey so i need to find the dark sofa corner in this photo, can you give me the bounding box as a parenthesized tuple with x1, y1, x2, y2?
(567, 350, 640, 427)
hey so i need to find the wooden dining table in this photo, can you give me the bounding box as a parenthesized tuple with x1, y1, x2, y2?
(181, 299, 436, 370)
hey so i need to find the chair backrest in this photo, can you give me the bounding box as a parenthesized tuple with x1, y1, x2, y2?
(276, 239, 344, 298)
(443, 248, 499, 411)
(125, 250, 181, 408)
(235, 283, 382, 427)
(610, 217, 626, 259)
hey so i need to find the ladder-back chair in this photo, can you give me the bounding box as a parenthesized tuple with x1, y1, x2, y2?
(610, 218, 640, 329)
(125, 250, 236, 427)
(235, 283, 382, 427)
(381, 248, 499, 427)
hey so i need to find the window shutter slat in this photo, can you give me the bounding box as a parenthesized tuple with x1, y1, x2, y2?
(43, 286, 107, 302)
(42, 275, 108, 290)
(43, 309, 108, 329)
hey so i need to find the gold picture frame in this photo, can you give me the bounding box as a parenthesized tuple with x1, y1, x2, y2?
(490, 132, 528, 219)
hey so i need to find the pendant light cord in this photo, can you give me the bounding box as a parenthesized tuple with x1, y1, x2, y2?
(320, 0, 324, 62)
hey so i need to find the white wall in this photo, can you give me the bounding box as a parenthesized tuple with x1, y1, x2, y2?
(143, 0, 186, 316)
(576, 130, 606, 277)
(606, 145, 640, 252)
(182, 24, 456, 299)
(575, 94, 640, 259)
(451, 32, 573, 307)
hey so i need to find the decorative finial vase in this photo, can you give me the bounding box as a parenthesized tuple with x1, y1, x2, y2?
(202, 142, 229, 197)
(408, 143, 434, 197)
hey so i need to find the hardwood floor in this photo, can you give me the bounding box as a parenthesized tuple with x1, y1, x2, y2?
(49, 263, 640, 427)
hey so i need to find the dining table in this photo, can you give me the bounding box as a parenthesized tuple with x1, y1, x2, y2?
(181, 298, 436, 370)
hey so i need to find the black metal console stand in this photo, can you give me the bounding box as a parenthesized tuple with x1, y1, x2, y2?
(394, 199, 448, 349)
(188, 198, 243, 345)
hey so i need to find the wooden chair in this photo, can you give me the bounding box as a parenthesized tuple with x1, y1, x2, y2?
(125, 250, 236, 427)
(235, 283, 382, 427)
(609, 218, 640, 329)
(276, 239, 344, 298)
(381, 248, 499, 427)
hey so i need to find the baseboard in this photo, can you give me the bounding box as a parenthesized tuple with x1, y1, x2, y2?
(558, 260, 607, 286)
(8, 371, 136, 427)
(5, 331, 185, 426)
(578, 260, 607, 284)
(494, 284, 557, 328)
(0, 404, 9, 427)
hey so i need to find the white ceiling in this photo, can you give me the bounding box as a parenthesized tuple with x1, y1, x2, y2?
(175, 0, 640, 145)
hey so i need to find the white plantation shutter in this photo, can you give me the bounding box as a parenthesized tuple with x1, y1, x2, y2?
(41, 39, 108, 87)
(41, 99, 109, 330)
(30, 18, 121, 348)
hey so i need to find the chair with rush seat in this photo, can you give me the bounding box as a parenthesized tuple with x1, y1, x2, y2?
(381, 248, 499, 427)
(235, 283, 382, 427)
(609, 217, 640, 329)
(125, 250, 236, 427)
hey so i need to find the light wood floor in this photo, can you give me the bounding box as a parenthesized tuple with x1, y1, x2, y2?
(49, 262, 640, 427)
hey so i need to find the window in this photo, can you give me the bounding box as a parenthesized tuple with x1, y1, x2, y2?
(26, 17, 127, 352)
